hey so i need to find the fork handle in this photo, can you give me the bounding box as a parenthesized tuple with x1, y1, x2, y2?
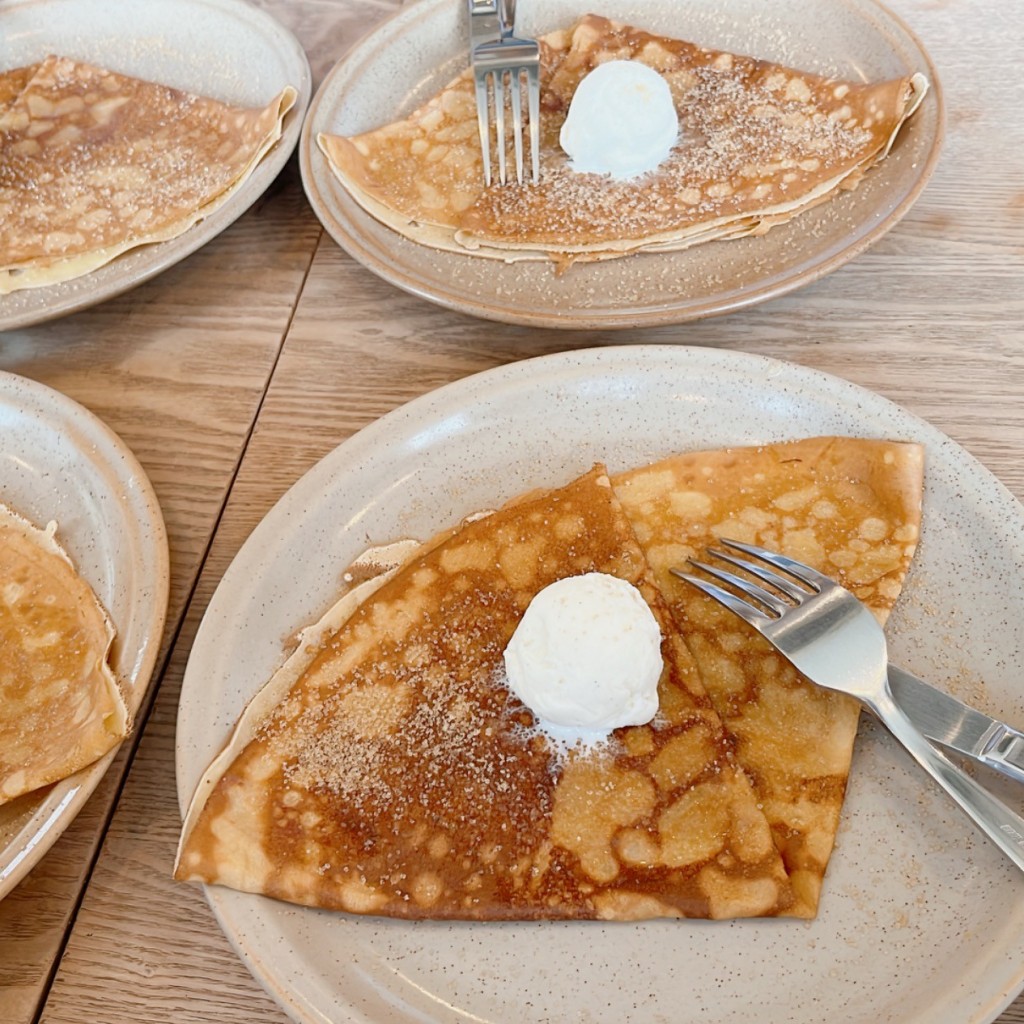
(498, 0, 516, 36)
(468, 0, 516, 43)
(871, 690, 1024, 874)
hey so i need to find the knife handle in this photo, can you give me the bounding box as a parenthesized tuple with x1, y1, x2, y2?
(979, 726, 1024, 786)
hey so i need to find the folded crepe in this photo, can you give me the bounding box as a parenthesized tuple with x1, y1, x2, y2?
(612, 437, 924, 917)
(0, 55, 296, 294)
(318, 14, 927, 268)
(176, 466, 795, 921)
(0, 503, 128, 804)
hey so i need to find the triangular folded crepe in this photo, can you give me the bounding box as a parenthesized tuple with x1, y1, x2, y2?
(318, 14, 927, 268)
(0, 504, 127, 804)
(0, 56, 296, 294)
(612, 437, 924, 917)
(176, 467, 794, 920)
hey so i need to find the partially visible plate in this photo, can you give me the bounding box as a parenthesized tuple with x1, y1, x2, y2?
(0, 0, 312, 332)
(301, 0, 943, 328)
(178, 346, 1024, 1024)
(0, 373, 170, 899)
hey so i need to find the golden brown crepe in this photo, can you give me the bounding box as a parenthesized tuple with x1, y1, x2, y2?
(318, 14, 927, 268)
(0, 503, 127, 805)
(176, 467, 795, 921)
(612, 437, 924, 917)
(0, 55, 297, 294)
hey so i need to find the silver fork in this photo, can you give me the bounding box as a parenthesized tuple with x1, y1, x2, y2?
(673, 538, 1024, 875)
(467, 0, 540, 186)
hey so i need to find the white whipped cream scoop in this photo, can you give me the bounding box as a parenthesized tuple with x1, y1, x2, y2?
(503, 572, 663, 744)
(559, 60, 679, 179)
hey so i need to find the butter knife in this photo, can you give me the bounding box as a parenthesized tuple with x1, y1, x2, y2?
(888, 664, 1024, 786)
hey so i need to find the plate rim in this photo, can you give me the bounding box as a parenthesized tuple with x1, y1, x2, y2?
(0, 0, 313, 332)
(299, 0, 945, 329)
(176, 344, 1024, 1024)
(0, 371, 171, 899)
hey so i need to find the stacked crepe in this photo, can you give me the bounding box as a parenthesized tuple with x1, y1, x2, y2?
(318, 14, 928, 268)
(0, 55, 296, 294)
(176, 437, 924, 921)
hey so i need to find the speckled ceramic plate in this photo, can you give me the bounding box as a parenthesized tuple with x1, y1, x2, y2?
(0, 373, 169, 899)
(177, 346, 1024, 1024)
(300, 0, 943, 328)
(0, 0, 311, 331)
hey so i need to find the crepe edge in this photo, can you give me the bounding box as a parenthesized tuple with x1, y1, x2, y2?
(173, 537, 421, 877)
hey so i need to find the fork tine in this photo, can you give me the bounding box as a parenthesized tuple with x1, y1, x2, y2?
(511, 68, 525, 184)
(720, 538, 833, 591)
(473, 73, 492, 187)
(526, 63, 540, 183)
(708, 547, 808, 602)
(492, 70, 508, 185)
(684, 559, 790, 617)
(671, 572, 776, 629)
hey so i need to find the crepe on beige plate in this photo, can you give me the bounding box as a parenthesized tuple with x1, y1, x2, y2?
(318, 14, 928, 268)
(175, 438, 924, 921)
(0, 503, 128, 805)
(613, 437, 924, 917)
(0, 55, 296, 294)
(176, 466, 796, 921)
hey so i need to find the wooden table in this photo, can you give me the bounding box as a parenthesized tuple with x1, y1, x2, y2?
(2, 0, 1022, 1020)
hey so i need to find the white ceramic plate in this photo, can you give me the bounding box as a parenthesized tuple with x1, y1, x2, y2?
(177, 346, 1024, 1024)
(0, 0, 311, 331)
(0, 372, 170, 899)
(301, 0, 943, 328)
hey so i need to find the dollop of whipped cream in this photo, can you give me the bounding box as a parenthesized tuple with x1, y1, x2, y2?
(559, 60, 679, 180)
(503, 572, 663, 744)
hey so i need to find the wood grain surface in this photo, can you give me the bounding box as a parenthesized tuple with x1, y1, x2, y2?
(2, 0, 1023, 1021)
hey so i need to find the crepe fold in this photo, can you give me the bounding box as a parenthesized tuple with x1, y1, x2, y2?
(0, 56, 296, 294)
(613, 437, 924, 917)
(176, 437, 923, 922)
(317, 14, 927, 268)
(0, 504, 128, 805)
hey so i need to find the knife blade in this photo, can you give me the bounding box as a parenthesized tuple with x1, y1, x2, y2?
(888, 663, 1024, 786)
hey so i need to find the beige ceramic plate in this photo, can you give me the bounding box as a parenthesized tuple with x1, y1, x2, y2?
(0, 0, 311, 332)
(178, 346, 1023, 1024)
(0, 373, 169, 899)
(301, 0, 943, 328)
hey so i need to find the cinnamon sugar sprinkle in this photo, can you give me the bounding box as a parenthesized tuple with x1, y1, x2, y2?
(471, 63, 875, 242)
(264, 605, 562, 843)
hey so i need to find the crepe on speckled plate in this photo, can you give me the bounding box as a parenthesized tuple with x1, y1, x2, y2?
(0, 503, 128, 804)
(318, 14, 926, 269)
(174, 347, 1024, 1024)
(0, 371, 169, 901)
(0, 55, 295, 294)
